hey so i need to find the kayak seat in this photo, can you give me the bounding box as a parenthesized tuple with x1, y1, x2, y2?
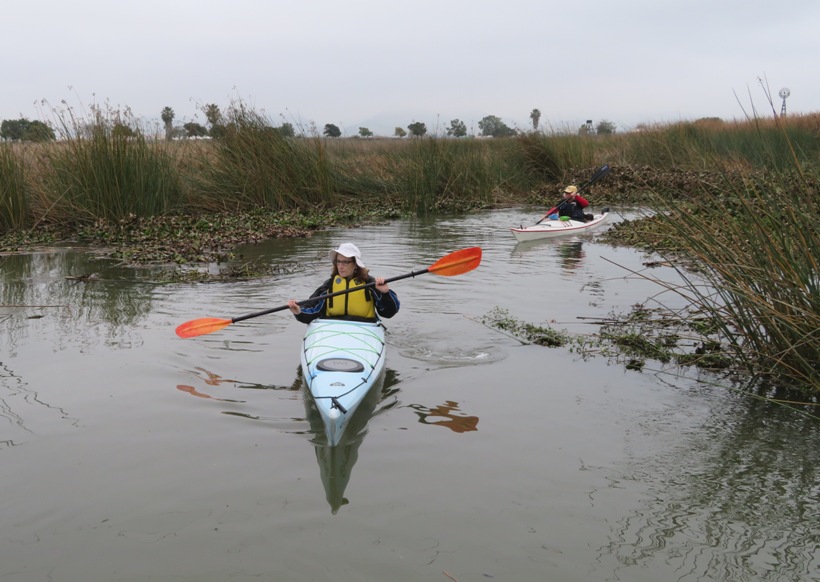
(317, 358, 365, 373)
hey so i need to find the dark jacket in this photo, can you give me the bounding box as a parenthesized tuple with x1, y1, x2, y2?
(558, 194, 590, 221)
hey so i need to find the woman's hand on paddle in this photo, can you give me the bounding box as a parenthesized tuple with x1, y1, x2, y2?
(374, 277, 389, 293)
(287, 299, 301, 315)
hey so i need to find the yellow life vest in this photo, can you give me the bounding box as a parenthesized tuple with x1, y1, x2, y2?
(326, 277, 376, 319)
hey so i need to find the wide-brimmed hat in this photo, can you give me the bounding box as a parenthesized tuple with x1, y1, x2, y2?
(328, 242, 365, 268)
(564, 185, 578, 194)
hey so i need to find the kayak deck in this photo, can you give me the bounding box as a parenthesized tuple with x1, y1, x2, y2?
(301, 319, 386, 446)
(510, 212, 609, 242)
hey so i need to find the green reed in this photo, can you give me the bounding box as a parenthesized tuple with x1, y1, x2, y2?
(514, 132, 599, 180)
(379, 135, 596, 214)
(5, 101, 820, 236)
(708, 118, 820, 172)
(42, 108, 183, 222)
(322, 135, 590, 214)
(617, 114, 820, 171)
(194, 103, 336, 212)
(387, 137, 499, 214)
(645, 169, 819, 393)
(0, 144, 28, 232)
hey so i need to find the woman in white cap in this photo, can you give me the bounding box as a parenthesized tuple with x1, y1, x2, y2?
(287, 243, 400, 323)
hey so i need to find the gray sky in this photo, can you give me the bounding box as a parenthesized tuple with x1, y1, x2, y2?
(5, 0, 817, 136)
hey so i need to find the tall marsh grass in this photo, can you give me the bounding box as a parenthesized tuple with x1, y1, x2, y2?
(615, 115, 820, 172)
(646, 171, 819, 393)
(194, 104, 337, 212)
(387, 138, 499, 214)
(0, 144, 28, 232)
(515, 132, 599, 180)
(40, 107, 183, 223)
(4, 100, 819, 235)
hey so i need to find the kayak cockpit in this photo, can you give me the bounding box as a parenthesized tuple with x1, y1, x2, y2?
(316, 358, 365, 373)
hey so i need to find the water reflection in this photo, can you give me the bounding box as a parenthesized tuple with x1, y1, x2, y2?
(176, 385, 242, 403)
(306, 369, 401, 513)
(0, 359, 80, 447)
(0, 361, 29, 448)
(176, 366, 304, 408)
(1, 255, 99, 446)
(512, 239, 587, 273)
(3, 211, 818, 581)
(405, 400, 479, 433)
(596, 392, 820, 580)
(0, 252, 159, 352)
(173, 360, 401, 513)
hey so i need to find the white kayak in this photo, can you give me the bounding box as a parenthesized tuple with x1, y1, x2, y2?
(300, 319, 386, 446)
(510, 210, 610, 242)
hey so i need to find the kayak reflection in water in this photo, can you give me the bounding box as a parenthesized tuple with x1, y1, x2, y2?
(557, 240, 586, 272)
(287, 242, 400, 323)
(407, 401, 479, 433)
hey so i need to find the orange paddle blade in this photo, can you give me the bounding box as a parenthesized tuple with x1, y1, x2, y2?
(428, 247, 482, 276)
(175, 317, 233, 339)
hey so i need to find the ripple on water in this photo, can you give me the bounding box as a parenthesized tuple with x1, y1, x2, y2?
(387, 321, 508, 368)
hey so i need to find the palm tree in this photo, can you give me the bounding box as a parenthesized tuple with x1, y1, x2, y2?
(161, 107, 175, 141)
(530, 108, 541, 131)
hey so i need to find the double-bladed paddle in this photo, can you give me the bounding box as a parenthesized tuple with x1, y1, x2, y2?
(175, 246, 482, 339)
(535, 164, 611, 225)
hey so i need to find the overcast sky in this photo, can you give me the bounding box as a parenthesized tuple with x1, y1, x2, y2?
(5, 0, 817, 136)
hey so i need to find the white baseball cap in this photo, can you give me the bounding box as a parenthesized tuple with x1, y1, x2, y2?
(328, 242, 365, 268)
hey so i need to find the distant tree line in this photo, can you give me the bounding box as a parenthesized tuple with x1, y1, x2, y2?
(1, 104, 622, 142)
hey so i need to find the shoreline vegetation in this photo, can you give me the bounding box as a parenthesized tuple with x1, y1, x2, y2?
(1, 102, 818, 397)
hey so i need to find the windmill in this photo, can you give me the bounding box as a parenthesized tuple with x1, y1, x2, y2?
(779, 88, 790, 116)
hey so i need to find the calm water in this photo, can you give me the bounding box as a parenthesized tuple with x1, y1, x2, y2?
(2, 208, 818, 582)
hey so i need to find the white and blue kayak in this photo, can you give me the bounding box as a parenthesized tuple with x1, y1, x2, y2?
(300, 319, 387, 446)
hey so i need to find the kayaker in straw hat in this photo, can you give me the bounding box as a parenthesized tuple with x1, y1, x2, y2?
(287, 243, 400, 324)
(557, 185, 590, 221)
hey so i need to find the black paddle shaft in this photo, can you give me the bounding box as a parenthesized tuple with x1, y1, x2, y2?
(231, 268, 430, 323)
